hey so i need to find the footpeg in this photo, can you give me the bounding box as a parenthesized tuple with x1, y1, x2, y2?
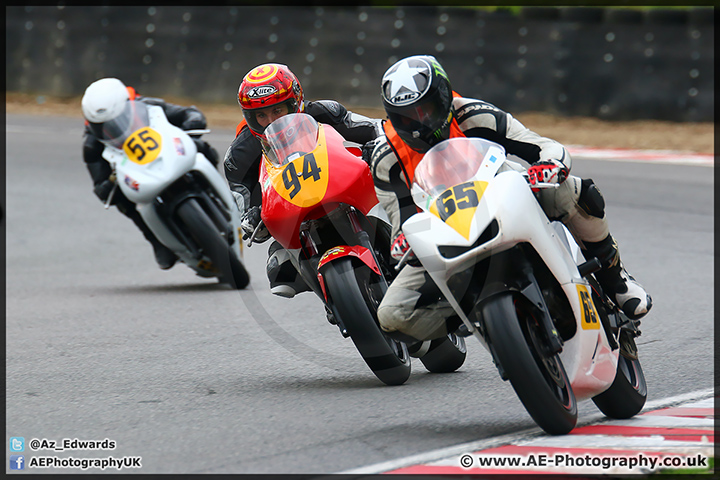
(578, 258, 602, 277)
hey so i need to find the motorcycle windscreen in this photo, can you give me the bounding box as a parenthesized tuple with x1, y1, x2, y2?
(413, 137, 506, 239)
(262, 113, 320, 167)
(95, 101, 151, 149)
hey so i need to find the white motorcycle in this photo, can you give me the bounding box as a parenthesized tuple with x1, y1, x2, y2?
(401, 137, 646, 435)
(101, 100, 249, 289)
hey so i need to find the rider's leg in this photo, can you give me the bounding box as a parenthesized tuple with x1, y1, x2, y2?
(114, 193, 178, 270)
(377, 264, 457, 344)
(536, 176, 652, 320)
(266, 240, 311, 298)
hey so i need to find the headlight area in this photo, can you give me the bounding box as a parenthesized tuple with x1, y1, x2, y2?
(437, 219, 499, 259)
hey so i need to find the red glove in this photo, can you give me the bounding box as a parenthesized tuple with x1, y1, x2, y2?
(390, 233, 419, 266)
(527, 160, 569, 192)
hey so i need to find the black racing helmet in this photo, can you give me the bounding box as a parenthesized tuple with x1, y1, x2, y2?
(381, 55, 454, 153)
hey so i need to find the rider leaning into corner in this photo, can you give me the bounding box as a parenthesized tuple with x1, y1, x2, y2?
(367, 55, 653, 348)
(223, 63, 383, 297)
(81, 77, 220, 270)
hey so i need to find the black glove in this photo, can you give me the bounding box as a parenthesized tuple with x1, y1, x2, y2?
(93, 178, 115, 203)
(193, 139, 220, 167)
(361, 139, 378, 166)
(241, 206, 270, 242)
(181, 117, 206, 131)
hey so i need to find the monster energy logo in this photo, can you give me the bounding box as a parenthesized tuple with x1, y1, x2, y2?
(432, 111, 453, 138)
(430, 60, 449, 82)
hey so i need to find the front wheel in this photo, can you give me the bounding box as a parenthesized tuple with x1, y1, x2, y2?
(481, 293, 577, 435)
(175, 198, 250, 289)
(322, 258, 411, 386)
(592, 330, 647, 418)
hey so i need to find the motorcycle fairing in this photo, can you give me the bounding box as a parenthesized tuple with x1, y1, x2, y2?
(260, 119, 378, 250)
(316, 245, 381, 301)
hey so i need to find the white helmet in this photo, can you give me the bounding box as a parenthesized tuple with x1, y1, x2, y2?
(81, 78, 130, 123)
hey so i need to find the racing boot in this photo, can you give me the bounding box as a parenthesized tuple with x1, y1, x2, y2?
(583, 234, 652, 320)
(150, 241, 178, 270)
(117, 195, 178, 269)
(266, 240, 311, 298)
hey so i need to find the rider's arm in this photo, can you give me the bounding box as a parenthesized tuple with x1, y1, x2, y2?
(82, 127, 112, 186)
(139, 96, 208, 131)
(305, 100, 382, 145)
(223, 128, 264, 214)
(455, 97, 571, 171)
(369, 136, 419, 240)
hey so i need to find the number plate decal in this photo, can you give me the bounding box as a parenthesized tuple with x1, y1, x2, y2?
(428, 181, 486, 239)
(268, 126, 329, 207)
(123, 127, 162, 165)
(577, 284, 601, 330)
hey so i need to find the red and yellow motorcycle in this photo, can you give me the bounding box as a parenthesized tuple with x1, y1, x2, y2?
(248, 113, 465, 385)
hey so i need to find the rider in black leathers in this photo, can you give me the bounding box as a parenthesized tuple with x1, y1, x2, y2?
(224, 63, 382, 297)
(81, 77, 219, 269)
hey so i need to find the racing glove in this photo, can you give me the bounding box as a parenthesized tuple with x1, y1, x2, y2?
(527, 159, 569, 192)
(241, 205, 270, 243)
(93, 173, 117, 203)
(181, 117, 207, 132)
(390, 233, 420, 267)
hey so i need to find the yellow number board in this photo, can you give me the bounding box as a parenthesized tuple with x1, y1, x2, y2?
(123, 127, 162, 165)
(577, 284, 601, 330)
(267, 127, 329, 208)
(428, 181, 487, 239)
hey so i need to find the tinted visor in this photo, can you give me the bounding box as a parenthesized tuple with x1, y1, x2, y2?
(387, 86, 452, 152)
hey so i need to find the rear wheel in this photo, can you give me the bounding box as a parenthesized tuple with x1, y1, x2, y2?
(176, 198, 250, 289)
(419, 333, 467, 373)
(592, 330, 647, 418)
(481, 293, 577, 435)
(323, 258, 410, 386)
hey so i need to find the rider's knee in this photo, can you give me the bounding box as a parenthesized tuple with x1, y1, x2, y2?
(578, 178, 606, 219)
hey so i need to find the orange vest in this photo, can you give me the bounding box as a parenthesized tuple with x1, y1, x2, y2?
(383, 116, 465, 188)
(235, 118, 248, 137)
(383, 91, 465, 188)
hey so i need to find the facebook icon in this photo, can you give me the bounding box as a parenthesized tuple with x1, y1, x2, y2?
(10, 455, 24, 470)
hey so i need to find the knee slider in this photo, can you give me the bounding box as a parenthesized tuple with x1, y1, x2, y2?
(578, 179, 605, 218)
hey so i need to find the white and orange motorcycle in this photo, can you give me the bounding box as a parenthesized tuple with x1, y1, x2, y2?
(400, 137, 646, 435)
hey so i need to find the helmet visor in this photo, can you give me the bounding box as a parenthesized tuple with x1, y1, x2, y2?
(243, 98, 299, 136)
(91, 101, 150, 148)
(387, 87, 452, 152)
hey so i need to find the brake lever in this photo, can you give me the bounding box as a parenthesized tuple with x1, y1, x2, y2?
(247, 219, 266, 247)
(395, 247, 415, 271)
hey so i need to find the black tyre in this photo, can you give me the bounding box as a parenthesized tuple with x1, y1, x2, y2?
(176, 198, 250, 289)
(419, 333, 467, 373)
(481, 293, 577, 435)
(323, 258, 411, 386)
(592, 331, 647, 419)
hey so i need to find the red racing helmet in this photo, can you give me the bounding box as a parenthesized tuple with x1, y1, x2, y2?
(237, 63, 304, 140)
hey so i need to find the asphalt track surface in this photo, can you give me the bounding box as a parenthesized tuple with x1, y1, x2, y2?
(4, 114, 714, 474)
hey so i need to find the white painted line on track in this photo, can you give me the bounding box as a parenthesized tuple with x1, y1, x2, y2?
(338, 387, 714, 475)
(567, 145, 714, 167)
